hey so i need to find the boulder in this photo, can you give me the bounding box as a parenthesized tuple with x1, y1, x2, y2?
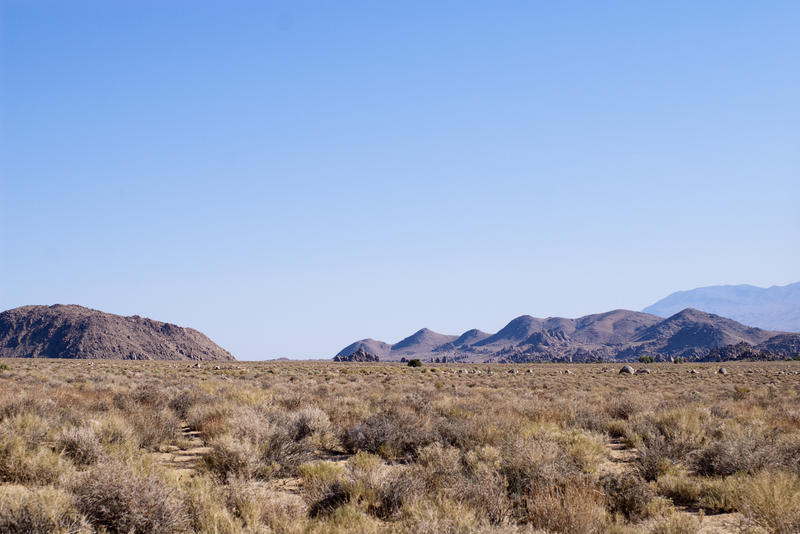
(636, 368, 651, 374)
(619, 365, 635, 375)
(718, 367, 728, 375)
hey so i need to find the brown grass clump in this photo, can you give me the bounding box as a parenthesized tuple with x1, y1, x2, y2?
(0, 485, 90, 534)
(523, 476, 607, 533)
(737, 470, 800, 533)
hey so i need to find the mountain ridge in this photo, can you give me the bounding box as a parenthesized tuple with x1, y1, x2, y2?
(335, 308, 800, 363)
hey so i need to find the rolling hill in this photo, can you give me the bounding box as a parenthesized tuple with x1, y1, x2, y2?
(0, 304, 235, 360)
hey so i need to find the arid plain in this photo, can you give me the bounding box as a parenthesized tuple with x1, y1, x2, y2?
(1, 359, 799, 533)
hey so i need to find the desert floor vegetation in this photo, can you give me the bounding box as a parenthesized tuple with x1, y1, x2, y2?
(0, 359, 798, 533)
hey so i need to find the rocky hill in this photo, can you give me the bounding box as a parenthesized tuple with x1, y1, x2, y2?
(0, 304, 235, 360)
(335, 308, 800, 363)
(644, 282, 800, 332)
(333, 347, 379, 362)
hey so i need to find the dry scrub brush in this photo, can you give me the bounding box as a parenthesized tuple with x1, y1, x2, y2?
(0, 359, 797, 533)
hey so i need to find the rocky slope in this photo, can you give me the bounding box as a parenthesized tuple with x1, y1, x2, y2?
(0, 304, 235, 360)
(335, 308, 800, 363)
(644, 282, 800, 332)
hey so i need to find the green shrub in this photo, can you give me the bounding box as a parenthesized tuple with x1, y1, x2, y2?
(407, 359, 422, 368)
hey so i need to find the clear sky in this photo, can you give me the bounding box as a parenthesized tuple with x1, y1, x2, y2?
(1, 1, 798, 359)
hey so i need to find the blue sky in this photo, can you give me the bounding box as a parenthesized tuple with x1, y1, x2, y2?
(1, 1, 798, 359)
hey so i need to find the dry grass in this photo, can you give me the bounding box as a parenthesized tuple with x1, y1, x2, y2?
(0, 359, 797, 533)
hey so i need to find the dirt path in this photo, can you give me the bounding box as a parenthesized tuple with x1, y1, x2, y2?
(599, 437, 742, 533)
(152, 424, 212, 478)
(598, 437, 637, 475)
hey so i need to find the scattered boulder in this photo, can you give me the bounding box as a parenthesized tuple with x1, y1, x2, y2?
(718, 367, 728, 375)
(333, 347, 379, 362)
(619, 365, 635, 375)
(564, 369, 574, 375)
(636, 368, 651, 374)
(690, 369, 699, 374)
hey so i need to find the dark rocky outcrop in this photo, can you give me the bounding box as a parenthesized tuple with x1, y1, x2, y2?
(0, 304, 234, 360)
(333, 347, 379, 362)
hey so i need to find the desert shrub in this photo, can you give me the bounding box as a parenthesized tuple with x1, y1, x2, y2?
(696, 477, 741, 513)
(561, 429, 606, 472)
(650, 407, 709, 457)
(398, 497, 482, 533)
(300, 460, 347, 506)
(636, 435, 675, 481)
(203, 434, 262, 479)
(260, 426, 315, 476)
(168, 390, 200, 419)
(693, 426, 779, 476)
(187, 405, 228, 440)
(601, 472, 654, 520)
(435, 416, 481, 449)
(407, 359, 422, 368)
(93, 413, 138, 459)
(344, 408, 437, 460)
(737, 470, 800, 533)
(0, 394, 58, 423)
(181, 475, 243, 534)
(308, 479, 351, 518)
(128, 407, 182, 449)
(74, 461, 188, 533)
(657, 473, 701, 507)
(0, 485, 90, 534)
(460, 447, 512, 525)
(414, 443, 462, 492)
(499, 435, 577, 498)
(0, 435, 72, 485)
(607, 395, 645, 420)
(56, 426, 104, 465)
(523, 476, 607, 533)
(301, 453, 418, 521)
(226, 476, 305, 529)
(572, 406, 612, 433)
(289, 407, 332, 441)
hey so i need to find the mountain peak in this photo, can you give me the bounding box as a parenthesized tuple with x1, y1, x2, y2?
(644, 282, 800, 332)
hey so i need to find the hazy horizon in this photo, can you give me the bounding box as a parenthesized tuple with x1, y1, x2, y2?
(2, 2, 798, 359)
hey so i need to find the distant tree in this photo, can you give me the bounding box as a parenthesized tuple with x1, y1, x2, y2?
(407, 359, 422, 368)
(638, 355, 655, 363)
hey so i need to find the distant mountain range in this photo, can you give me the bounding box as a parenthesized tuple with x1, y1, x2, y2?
(0, 304, 235, 360)
(336, 308, 800, 363)
(644, 282, 800, 332)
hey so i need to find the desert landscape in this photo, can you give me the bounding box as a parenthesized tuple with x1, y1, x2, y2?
(0, 358, 799, 533)
(3, 2, 798, 533)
